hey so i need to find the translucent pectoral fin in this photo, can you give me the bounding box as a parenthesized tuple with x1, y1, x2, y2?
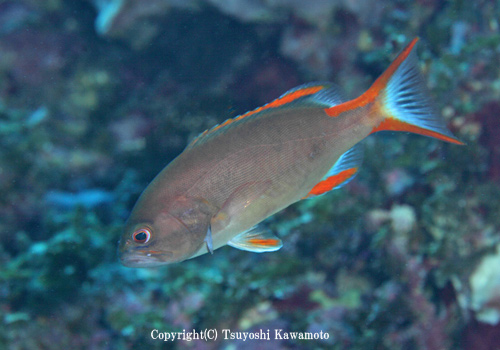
(228, 225, 283, 253)
(210, 181, 272, 232)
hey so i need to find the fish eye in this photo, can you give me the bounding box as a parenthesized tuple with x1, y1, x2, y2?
(132, 228, 151, 244)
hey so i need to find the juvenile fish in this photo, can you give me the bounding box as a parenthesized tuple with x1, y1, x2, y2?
(119, 38, 462, 267)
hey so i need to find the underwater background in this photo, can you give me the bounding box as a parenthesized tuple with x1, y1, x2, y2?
(1, 0, 500, 349)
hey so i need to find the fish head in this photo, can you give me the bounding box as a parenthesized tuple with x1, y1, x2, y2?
(118, 215, 191, 267)
(118, 195, 214, 267)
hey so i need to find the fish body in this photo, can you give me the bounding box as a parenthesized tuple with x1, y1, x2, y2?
(119, 38, 462, 267)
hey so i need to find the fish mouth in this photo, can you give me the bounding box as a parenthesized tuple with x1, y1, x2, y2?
(119, 250, 174, 268)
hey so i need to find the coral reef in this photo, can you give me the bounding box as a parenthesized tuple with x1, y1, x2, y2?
(470, 244, 500, 324)
(1, 0, 500, 349)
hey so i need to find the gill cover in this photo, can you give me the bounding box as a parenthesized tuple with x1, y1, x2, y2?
(165, 196, 217, 259)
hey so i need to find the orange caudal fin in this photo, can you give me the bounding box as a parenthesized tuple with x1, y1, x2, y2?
(326, 38, 463, 145)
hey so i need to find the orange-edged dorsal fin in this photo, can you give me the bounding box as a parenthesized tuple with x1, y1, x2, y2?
(228, 225, 282, 253)
(303, 143, 364, 199)
(185, 82, 345, 150)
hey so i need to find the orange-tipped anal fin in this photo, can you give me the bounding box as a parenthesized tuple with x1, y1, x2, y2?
(303, 143, 364, 199)
(304, 168, 358, 199)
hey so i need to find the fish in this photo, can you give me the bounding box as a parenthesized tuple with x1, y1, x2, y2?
(118, 38, 462, 267)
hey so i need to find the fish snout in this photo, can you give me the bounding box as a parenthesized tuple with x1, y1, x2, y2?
(119, 248, 173, 268)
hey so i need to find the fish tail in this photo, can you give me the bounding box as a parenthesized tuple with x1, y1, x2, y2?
(326, 38, 463, 144)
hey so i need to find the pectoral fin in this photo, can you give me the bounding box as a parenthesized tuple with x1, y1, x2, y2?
(228, 225, 283, 253)
(211, 181, 272, 232)
(204, 224, 214, 254)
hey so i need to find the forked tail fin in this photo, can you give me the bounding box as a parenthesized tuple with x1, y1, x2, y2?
(326, 38, 463, 145)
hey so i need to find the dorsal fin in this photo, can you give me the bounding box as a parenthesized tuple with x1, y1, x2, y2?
(185, 82, 345, 150)
(303, 143, 364, 199)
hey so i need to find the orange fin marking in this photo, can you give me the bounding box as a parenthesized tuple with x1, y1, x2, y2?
(239, 85, 325, 119)
(228, 225, 283, 252)
(247, 239, 281, 246)
(189, 130, 209, 147)
(210, 118, 234, 133)
(266, 86, 325, 108)
(325, 38, 419, 117)
(306, 168, 358, 197)
(371, 119, 463, 144)
(188, 85, 325, 149)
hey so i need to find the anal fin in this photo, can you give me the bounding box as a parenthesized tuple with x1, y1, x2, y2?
(304, 143, 364, 199)
(228, 225, 283, 253)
